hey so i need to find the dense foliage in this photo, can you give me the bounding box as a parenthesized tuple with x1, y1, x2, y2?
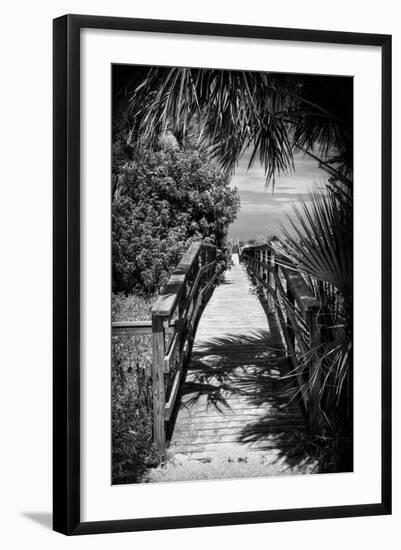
(110, 65, 354, 480)
(112, 331, 161, 484)
(111, 129, 239, 483)
(112, 292, 155, 322)
(112, 146, 239, 296)
(280, 181, 353, 471)
(121, 66, 352, 187)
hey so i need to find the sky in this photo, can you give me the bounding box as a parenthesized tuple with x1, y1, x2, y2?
(228, 149, 329, 242)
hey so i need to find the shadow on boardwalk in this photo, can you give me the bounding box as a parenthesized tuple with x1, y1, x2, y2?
(169, 314, 310, 471)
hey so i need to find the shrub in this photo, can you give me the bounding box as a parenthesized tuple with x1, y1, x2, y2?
(111, 144, 239, 482)
(112, 147, 239, 296)
(112, 292, 155, 322)
(112, 332, 165, 484)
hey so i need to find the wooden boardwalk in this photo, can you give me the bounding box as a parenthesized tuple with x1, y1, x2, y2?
(169, 254, 305, 461)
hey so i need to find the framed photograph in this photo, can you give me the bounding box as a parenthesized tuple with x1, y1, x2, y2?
(53, 14, 391, 535)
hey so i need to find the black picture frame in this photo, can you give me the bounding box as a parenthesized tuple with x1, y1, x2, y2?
(53, 14, 392, 535)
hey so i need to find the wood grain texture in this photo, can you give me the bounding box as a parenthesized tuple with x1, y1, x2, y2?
(169, 255, 305, 459)
(152, 315, 166, 450)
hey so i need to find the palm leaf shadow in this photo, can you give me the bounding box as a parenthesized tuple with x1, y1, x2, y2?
(173, 316, 311, 468)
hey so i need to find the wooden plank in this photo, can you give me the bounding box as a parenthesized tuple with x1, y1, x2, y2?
(176, 261, 216, 332)
(200, 271, 217, 297)
(152, 242, 216, 318)
(273, 270, 309, 356)
(164, 342, 189, 421)
(173, 422, 304, 435)
(280, 266, 320, 317)
(170, 440, 298, 453)
(164, 369, 183, 422)
(172, 433, 304, 447)
(112, 320, 152, 336)
(175, 414, 305, 422)
(152, 242, 201, 317)
(112, 242, 218, 454)
(151, 315, 166, 450)
(164, 330, 180, 373)
(186, 260, 216, 305)
(169, 258, 306, 459)
(244, 243, 320, 318)
(189, 291, 204, 331)
(269, 286, 309, 411)
(176, 414, 304, 425)
(152, 273, 186, 318)
(244, 248, 322, 433)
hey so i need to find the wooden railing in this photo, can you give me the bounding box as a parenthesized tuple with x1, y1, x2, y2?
(151, 241, 217, 449)
(112, 241, 217, 451)
(112, 319, 153, 335)
(241, 243, 322, 433)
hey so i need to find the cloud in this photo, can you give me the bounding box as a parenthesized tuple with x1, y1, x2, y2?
(228, 150, 328, 240)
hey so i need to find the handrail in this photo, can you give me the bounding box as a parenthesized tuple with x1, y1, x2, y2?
(112, 320, 152, 336)
(112, 240, 218, 451)
(242, 243, 320, 316)
(111, 319, 178, 336)
(152, 242, 202, 318)
(241, 242, 322, 433)
(151, 240, 217, 450)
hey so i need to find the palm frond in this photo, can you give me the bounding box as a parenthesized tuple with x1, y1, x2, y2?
(279, 186, 352, 298)
(123, 68, 353, 185)
(276, 184, 353, 431)
(125, 67, 352, 186)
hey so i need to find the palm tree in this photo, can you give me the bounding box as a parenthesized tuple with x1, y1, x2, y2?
(116, 65, 354, 470)
(279, 182, 353, 451)
(120, 64, 354, 421)
(119, 67, 352, 187)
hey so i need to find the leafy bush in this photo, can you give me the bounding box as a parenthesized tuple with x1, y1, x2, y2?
(112, 147, 239, 296)
(112, 292, 155, 322)
(112, 332, 165, 484)
(111, 141, 239, 483)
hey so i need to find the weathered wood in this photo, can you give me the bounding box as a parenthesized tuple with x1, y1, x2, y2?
(273, 270, 309, 356)
(174, 418, 303, 430)
(152, 315, 166, 450)
(185, 260, 216, 308)
(152, 242, 202, 317)
(147, 241, 218, 449)
(112, 320, 152, 335)
(268, 286, 309, 411)
(169, 258, 305, 457)
(164, 341, 190, 419)
(242, 243, 323, 430)
(164, 367, 183, 421)
(243, 256, 320, 320)
(171, 440, 299, 455)
(152, 273, 186, 318)
(281, 267, 320, 319)
(163, 330, 180, 373)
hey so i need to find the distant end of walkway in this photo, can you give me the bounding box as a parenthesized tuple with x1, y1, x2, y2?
(147, 255, 316, 482)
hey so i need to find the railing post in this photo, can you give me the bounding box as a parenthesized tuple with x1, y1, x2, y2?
(270, 256, 277, 312)
(306, 306, 322, 434)
(152, 314, 166, 451)
(286, 285, 295, 350)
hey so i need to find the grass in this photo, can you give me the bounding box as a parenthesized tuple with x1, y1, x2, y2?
(146, 446, 317, 483)
(112, 292, 162, 484)
(112, 292, 155, 322)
